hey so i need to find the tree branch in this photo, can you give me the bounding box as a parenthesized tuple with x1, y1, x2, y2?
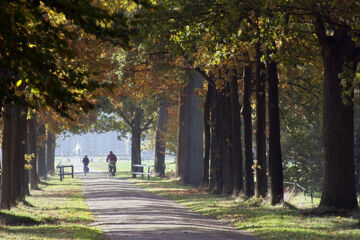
(141, 118, 154, 132)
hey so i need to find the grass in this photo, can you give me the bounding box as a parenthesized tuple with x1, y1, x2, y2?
(129, 175, 360, 240)
(0, 176, 103, 240)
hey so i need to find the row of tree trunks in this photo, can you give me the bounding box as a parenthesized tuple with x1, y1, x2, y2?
(205, 71, 245, 195)
(154, 102, 168, 177)
(1, 103, 27, 209)
(176, 70, 204, 186)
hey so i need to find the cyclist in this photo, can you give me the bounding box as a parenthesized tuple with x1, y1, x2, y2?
(82, 155, 90, 175)
(106, 151, 117, 176)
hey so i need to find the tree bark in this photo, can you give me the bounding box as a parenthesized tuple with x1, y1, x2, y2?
(27, 113, 39, 190)
(266, 51, 284, 205)
(255, 43, 268, 198)
(46, 132, 55, 175)
(315, 20, 359, 210)
(243, 65, 255, 198)
(37, 124, 46, 178)
(202, 83, 212, 187)
(131, 108, 143, 176)
(176, 70, 203, 186)
(154, 102, 168, 177)
(1, 104, 13, 209)
(1, 103, 27, 209)
(209, 87, 218, 191)
(13, 104, 27, 202)
(223, 83, 233, 194)
(211, 89, 225, 193)
(230, 69, 244, 194)
(131, 127, 142, 175)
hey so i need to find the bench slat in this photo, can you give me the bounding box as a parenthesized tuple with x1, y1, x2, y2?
(132, 172, 150, 175)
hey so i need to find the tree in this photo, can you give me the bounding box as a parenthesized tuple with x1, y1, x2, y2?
(255, 43, 267, 198)
(176, 70, 204, 186)
(1, 103, 27, 209)
(27, 112, 39, 189)
(154, 102, 168, 177)
(243, 64, 255, 198)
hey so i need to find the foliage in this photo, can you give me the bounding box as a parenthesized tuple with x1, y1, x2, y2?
(0, 0, 143, 116)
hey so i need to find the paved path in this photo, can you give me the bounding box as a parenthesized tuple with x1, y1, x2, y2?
(80, 172, 262, 240)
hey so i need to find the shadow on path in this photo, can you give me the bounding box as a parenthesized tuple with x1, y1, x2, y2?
(80, 172, 262, 240)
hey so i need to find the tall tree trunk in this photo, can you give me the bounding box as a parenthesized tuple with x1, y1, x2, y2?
(154, 102, 168, 177)
(209, 87, 218, 191)
(315, 21, 359, 210)
(46, 132, 55, 175)
(202, 83, 213, 187)
(223, 83, 234, 194)
(266, 51, 284, 205)
(27, 113, 39, 190)
(1, 103, 27, 209)
(230, 69, 244, 194)
(255, 43, 268, 198)
(176, 70, 204, 186)
(13, 104, 27, 202)
(211, 90, 225, 193)
(131, 126, 142, 176)
(37, 124, 47, 178)
(1, 104, 13, 209)
(243, 65, 255, 198)
(176, 88, 188, 179)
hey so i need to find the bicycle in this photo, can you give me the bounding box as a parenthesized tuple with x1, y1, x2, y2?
(83, 165, 89, 175)
(108, 162, 116, 178)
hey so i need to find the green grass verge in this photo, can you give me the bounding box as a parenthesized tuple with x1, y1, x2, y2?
(130, 177, 360, 240)
(0, 176, 103, 240)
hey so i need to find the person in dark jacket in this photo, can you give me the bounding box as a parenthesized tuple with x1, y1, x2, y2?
(82, 155, 90, 175)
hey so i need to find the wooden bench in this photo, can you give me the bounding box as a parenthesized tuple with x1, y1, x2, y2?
(56, 165, 74, 181)
(132, 164, 151, 180)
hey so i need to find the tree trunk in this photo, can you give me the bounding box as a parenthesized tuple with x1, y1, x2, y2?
(131, 126, 142, 176)
(1, 104, 13, 209)
(176, 70, 204, 186)
(315, 22, 359, 210)
(1, 103, 27, 209)
(27, 113, 39, 190)
(243, 65, 255, 198)
(202, 83, 212, 187)
(209, 86, 218, 191)
(266, 52, 284, 205)
(230, 69, 244, 194)
(223, 83, 234, 195)
(13, 104, 27, 202)
(154, 102, 168, 177)
(211, 89, 225, 193)
(46, 132, 55, 175)
(255, 43, 268, 198)
(37, 124, 47, 178)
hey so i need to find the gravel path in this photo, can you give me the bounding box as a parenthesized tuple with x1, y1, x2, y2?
(80, 172, 262, 240)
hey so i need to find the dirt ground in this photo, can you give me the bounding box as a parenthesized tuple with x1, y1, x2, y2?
(80, 172, 262, 240)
